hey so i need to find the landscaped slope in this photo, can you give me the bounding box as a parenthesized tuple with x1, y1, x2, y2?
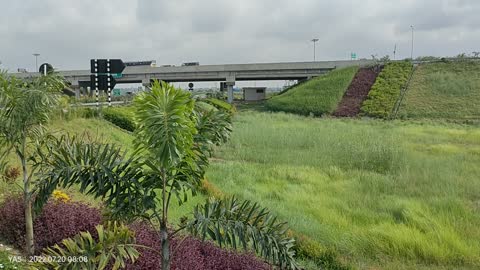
(333, 66, 382, 117)
(207, 111, 480, 269)
(265, 66, 358, 116)
(360, 61, 413, 118)
(399, 60, 480, 120)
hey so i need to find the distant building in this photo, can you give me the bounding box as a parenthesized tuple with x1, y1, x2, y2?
(243, 87, 266, 101)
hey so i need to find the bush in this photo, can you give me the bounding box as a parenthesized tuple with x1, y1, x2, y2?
(360, 62, 413, 118)
(265, 67, 358, 116)
(127, 223, 269, 270)
(0, 196, 102, 252)
(102, 107, 136, 132)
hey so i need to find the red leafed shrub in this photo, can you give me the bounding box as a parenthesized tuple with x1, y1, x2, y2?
(0, 196, 101, 252)
(127, 223, 270, 270)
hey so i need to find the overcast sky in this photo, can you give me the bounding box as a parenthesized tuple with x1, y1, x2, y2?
(1, 0, 479, 72)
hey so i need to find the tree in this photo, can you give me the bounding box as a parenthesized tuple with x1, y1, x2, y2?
(0, 72, 64, 255)
(34, 81, 299, 269)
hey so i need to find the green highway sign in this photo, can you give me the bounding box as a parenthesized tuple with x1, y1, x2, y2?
(351, 52, 357, 60)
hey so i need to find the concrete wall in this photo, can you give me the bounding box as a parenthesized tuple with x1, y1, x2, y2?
(243, 87, 266, 101)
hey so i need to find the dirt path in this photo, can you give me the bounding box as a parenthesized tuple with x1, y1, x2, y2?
(333, 66, 382, 117)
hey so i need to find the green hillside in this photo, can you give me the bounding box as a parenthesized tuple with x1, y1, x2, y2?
(399, 60, 480, 120)
(265, 66, 358, 116)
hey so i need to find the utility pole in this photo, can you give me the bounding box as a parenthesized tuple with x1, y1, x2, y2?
(393, 44, 397, 60)
(410, 26, 414, 60)
(33, 53, 40, 71)
(311, 39, 319, 61)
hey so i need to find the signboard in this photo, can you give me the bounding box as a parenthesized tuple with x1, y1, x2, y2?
(351, 53, 357, 60)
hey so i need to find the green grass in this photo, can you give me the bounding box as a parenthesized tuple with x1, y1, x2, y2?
(206, 110, 480, 269)
(399, 61, 480, 121)
(265, 66, 358, 116)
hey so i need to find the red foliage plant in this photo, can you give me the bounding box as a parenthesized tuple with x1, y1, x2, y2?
(0, 196, 101, 252)
(127, 223, 271, 270)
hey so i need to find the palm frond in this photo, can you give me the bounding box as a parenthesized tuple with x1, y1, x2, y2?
(38, 222, 140, 270)
(187, 197, 299, 269)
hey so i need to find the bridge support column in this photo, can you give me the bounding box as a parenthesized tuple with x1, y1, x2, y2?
(142, 79, 152, 91)
(226, 82, 235, 103)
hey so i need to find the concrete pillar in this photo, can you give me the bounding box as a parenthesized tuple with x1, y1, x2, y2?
(226, 82, 235, 103)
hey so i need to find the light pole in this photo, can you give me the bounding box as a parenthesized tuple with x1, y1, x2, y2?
(33, 53, 40, 71)
(311, 38, 319, 61)
(410, 26, 414, 60)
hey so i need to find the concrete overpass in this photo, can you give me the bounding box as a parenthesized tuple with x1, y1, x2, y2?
(11, 60, 373, 103)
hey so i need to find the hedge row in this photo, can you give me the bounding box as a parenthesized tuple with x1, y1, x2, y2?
(360, 61, 413, 118)
(102, 107, 136, 132)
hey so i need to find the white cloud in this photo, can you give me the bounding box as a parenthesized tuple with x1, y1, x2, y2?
(0, 0, 478, 71)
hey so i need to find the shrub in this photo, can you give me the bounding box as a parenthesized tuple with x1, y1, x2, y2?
(0, 196, 101, 252)
(102, 107, 136, 132)
(360, 62, 413, 118)
(126, 223, 269, 270)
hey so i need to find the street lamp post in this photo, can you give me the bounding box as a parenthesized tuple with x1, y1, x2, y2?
(33, 53, 40, 71)
(311, 38, 319, 61)
(410, 26, 414, 60)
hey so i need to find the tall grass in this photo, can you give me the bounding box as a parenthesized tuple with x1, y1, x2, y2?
(206, 111, 480, 269)
(399, 61, 480, 120)
(265, 67, 358, 116)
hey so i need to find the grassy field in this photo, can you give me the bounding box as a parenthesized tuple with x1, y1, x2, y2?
(2, 107, 480, 269)
(265, 66, 358, 116)
(399, 61, 480, 121)
(206, 111, 480, 269)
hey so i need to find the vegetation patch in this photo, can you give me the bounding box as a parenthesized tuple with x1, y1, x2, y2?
(361, 61, 413, 118)
(207, 111, 480, 269)
(399, 60, 480, 120)
(0, 196, 101, 252)
(333, 66, 382, 117)
(102, 106, 136, 131)
(266, 66, 358, 116)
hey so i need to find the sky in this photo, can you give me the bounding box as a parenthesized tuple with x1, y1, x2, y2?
(0, 0, 479, 73)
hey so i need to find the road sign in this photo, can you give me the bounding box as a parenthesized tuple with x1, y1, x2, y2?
(188, 82, 194, 91)
(351, 53, 357, 60)
(90, 59, 126, 74)
(113, 89, 121, 96)
(90, 74, 117, 90)
(39, 63, 54, 75)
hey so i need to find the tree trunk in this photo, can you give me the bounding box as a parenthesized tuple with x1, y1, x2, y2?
(22, 157, 35, 255)
(160, 222, 170, 270)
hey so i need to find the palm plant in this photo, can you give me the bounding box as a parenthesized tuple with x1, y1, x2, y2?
(34, 81, 299, 269)
(0, 71, 64, 255)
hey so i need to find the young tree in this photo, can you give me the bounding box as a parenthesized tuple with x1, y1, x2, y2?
(0, 72, 64, 255)
(34, 81, 299, 269)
